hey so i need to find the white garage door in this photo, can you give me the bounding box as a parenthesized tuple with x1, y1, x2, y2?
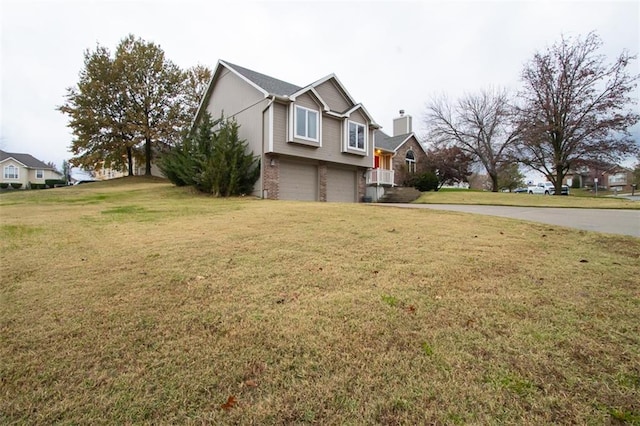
(279, 160, 318, 201)
(327, 167, 357, 202)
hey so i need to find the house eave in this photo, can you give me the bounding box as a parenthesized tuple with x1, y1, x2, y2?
(0, 157, 28, 167)
(306, 73, 358, 107)
(289, 87, 330, 112)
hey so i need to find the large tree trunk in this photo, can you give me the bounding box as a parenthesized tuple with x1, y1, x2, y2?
(145, 137, 152, 176)
(554, 170, 565, 196)
(126, 146, 134, 176)
(489, 172, 499, 192)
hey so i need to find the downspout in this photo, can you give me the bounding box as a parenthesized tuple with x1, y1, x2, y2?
(261, 95, 276, 199)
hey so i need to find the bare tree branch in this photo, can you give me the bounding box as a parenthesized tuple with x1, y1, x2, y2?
(424, 88, 520, 191)
(515, 32, 639, 194)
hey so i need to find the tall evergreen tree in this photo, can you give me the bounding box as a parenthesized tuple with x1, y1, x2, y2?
(497, 163, 525, 192)
(61, 160, 71, 183)
(160, 113, 260, 196)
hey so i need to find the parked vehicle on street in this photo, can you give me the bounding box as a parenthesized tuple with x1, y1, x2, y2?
(554, 185, 570, 196)
(528, 182, 555, 195)
(527, 182, 570, 195)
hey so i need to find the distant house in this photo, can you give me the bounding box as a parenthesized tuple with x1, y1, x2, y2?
(195, 60, 380, 202)
(370, 111, 428, 186)
(564, 164, 635, 192)
(364, 111, 429, 201)
(93, 160, 164, 181)
(605, 166, 635, 192)
(0, 150, 62, 189)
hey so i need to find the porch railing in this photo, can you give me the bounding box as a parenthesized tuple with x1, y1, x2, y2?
(366, 168, 395, 186)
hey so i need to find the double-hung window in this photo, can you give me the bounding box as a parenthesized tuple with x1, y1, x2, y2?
(36, 169, 44, 179)
(295, 106, 318, 141)
(405, 150, 416, 173)
(4, 165, 18, 180)
(348, 121, 365, 151)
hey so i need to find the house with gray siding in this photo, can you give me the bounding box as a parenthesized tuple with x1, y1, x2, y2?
(195, 60, 380, 202)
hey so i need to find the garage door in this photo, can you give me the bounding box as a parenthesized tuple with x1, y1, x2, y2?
(327, 167, 357, 202)
(279, 160, 318, 201)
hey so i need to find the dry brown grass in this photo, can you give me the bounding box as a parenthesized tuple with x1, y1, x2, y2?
(1, 177, 639, 424)
(415, 190, 640, 209)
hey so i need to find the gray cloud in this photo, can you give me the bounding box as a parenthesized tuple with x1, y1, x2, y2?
(1, 0, 638, 168)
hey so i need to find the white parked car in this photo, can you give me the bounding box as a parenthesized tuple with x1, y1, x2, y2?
(527, 182, 569, 195)
(528, 182, 555, 195)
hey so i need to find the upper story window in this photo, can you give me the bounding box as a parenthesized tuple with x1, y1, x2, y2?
(348, 121, 365, 151)
(609, 172, 627, 184)
(405, 150, 416, 173)
(295, 105, 318, 141)
(36, 169, 44, 179)
(4, 165, 18, 180)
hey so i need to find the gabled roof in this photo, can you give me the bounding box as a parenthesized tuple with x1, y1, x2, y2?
(290, 87, 330, 112)
(374, 131, 412, 152)
(220, 60, 302, 97)
(195, 60, 381, 130)
(292, 73, 357, 108)
(343, 104, 379, 128)
(0, 149, 53, 169)
(374, 131, 428, 154)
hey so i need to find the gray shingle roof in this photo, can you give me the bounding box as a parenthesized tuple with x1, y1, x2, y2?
(222, 61, 302, 97)
(0, 149, 53, 169)
(374, 131, 413, 152)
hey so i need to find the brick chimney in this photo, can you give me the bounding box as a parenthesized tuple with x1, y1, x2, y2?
(393, 109, 412, 136)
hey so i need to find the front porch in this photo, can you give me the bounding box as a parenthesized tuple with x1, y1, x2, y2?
(365, 168, 395, 186)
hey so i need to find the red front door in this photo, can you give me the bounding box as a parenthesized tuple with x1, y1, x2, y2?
(374, 155, 380, 168)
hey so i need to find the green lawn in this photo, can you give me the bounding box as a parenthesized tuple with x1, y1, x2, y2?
(1, 177, 639, 424)
(415, 189, 640, 209)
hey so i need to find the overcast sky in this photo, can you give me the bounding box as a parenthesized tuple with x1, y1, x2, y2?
(1, 0, 638, 169)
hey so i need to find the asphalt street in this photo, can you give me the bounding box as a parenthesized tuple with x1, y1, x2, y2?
(376, 204, 640, 238)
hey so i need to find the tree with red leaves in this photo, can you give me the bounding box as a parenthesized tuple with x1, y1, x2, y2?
(515, 32, 639, 195)
(426, 145, 473, 190)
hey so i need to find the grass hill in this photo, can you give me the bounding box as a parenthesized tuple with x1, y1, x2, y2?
(1, 177, 639, 424)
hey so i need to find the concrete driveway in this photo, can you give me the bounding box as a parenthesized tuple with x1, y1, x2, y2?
(375, 204, 640, 237)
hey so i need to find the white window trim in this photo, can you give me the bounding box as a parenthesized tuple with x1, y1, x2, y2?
(347, 120, 367, 152)
(4, 165, 19, 180)
(36, 169, 44, 179)
(294, 105, 320, 142)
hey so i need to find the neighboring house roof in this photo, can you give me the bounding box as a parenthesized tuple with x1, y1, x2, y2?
(568, 163, 632, 175)
(0, 149, 54, 170)
(374, 131, 427, 154)
(607, 165, 632, 173)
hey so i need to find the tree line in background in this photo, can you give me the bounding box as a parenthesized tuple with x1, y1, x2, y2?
(59, 34, 211, 176)
(422, 31, 639, 193)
